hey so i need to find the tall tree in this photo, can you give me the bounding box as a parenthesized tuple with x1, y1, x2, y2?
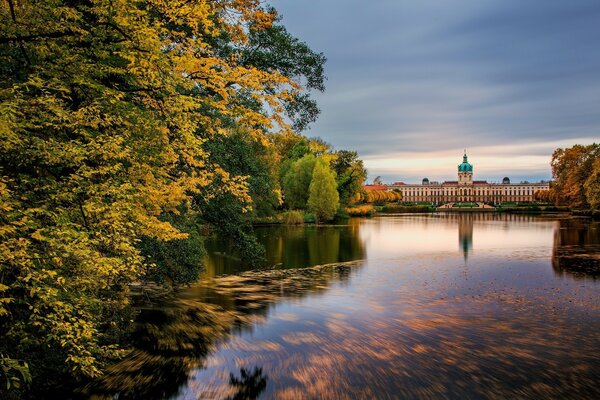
(331, 150, 367, 206)
(283, 153, 316, 209)
(308, 158, 339, 222)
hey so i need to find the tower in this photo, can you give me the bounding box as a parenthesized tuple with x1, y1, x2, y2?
(457, 151, 473, 186)
(457, 151, 473, 202)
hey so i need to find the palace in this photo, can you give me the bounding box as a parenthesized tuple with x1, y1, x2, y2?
(386, 152, 550, 204)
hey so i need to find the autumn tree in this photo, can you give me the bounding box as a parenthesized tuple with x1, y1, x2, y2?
(308, 158, 339, 222)
(533, 188, 557, 204)
(551, 144, 599, 208)
(0, 0, 319, 391)
(584, 158, 600, 210)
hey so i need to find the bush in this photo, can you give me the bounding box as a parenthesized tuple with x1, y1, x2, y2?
(335, 208, 350, 220)
(303, 212, 316, 223)
(346, 205, 375, 216)
(380, 204, 433, 213)
(280, 210, 305, 225)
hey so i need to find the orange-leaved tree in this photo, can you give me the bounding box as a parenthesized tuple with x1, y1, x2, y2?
(551, 144, 599, 209)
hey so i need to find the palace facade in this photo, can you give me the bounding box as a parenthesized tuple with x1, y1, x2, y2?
(387, 152, 550, 204)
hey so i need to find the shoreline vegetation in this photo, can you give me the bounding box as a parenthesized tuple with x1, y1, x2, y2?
(251, 203, 597, 226)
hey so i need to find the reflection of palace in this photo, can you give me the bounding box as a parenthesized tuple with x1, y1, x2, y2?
(458, 215, 473, 260)
(386, 152, 550, 204)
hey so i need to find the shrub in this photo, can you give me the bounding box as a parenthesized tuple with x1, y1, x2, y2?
(303, 212, 316, 223)
(380, 204, 432, 213)
(280, 210, 305, 225)
(346, 205, 375, 216)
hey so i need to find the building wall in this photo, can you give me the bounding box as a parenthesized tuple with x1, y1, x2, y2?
(389, 182, 550, 204)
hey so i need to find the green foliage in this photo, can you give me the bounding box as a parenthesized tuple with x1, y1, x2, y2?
(308, 159, 340, 222)
(195, 183, 266, 267)
(242, 15, 326, 132)
(139, 214, 205, 287)
(1, 355, 31, 390)
(283, 154, 317, 209)
(303, 212, 317, 224)
(277, 138, 311, 185)
(331, 150, 367, 206)
(380, 204, 433, 213)
(205, 131, 281, 219)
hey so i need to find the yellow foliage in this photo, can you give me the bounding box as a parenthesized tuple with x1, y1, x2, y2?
(0, 0, 306, 380)
(345, 205, 375, 216)
(364, 190, 402, 203)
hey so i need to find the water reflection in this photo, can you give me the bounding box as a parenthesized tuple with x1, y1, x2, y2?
(458, 214, 473, 260)
(552, 218, 600, 279)
(227, 367, 267, 400)
(83, 261, 364, 399)
(204, 220, 365, 277)
(82, 214, 600, 399)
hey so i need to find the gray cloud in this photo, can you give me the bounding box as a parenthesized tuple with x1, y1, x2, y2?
(271, 0, 600, 181)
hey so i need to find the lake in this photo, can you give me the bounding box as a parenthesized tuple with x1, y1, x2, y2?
(87, 214, 600, 399)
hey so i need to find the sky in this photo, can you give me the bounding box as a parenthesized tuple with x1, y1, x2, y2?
(270, 0, 600, 183)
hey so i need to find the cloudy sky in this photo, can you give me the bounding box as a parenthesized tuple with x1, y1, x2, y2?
(270, 0, 600, 183)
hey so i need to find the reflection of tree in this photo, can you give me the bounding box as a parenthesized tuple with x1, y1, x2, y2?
(307, 227, 340, 266)
(206, 223, 366, 276)
(552, 219, 600, 279)
(84, 260, 364, 398)
(227, 367, 268, 400)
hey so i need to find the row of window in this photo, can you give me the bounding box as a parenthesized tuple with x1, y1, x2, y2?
(398, 186, 548, 197)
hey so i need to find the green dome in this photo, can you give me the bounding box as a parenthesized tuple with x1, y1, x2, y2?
(458, 152, 473, 172)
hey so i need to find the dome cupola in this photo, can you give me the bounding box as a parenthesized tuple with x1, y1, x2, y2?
(458, 151, 473, 172)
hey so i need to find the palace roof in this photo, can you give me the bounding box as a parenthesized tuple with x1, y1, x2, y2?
(363, 185, 388, 191)
(458, 151, 473, 172)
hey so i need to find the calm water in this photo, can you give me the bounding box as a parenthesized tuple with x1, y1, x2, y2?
(88, 214, 600, 399)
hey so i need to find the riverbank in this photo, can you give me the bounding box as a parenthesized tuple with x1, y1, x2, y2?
(252, 204, 599, 227)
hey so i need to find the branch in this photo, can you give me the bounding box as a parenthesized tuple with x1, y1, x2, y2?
(5, 0, 31, 64)
(0, 30, 77, 44)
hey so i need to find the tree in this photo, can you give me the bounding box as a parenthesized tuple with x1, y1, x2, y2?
(0, 0, 318, 391)
(551, 144, 599, 208)
(283, 154, 316, 209)
(331, 150, 367, 206)
(238, 14, 326, 132)
(308, 159, 339, 222)
(584, 158, 600, 210)
(204, 130, 281, 219)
